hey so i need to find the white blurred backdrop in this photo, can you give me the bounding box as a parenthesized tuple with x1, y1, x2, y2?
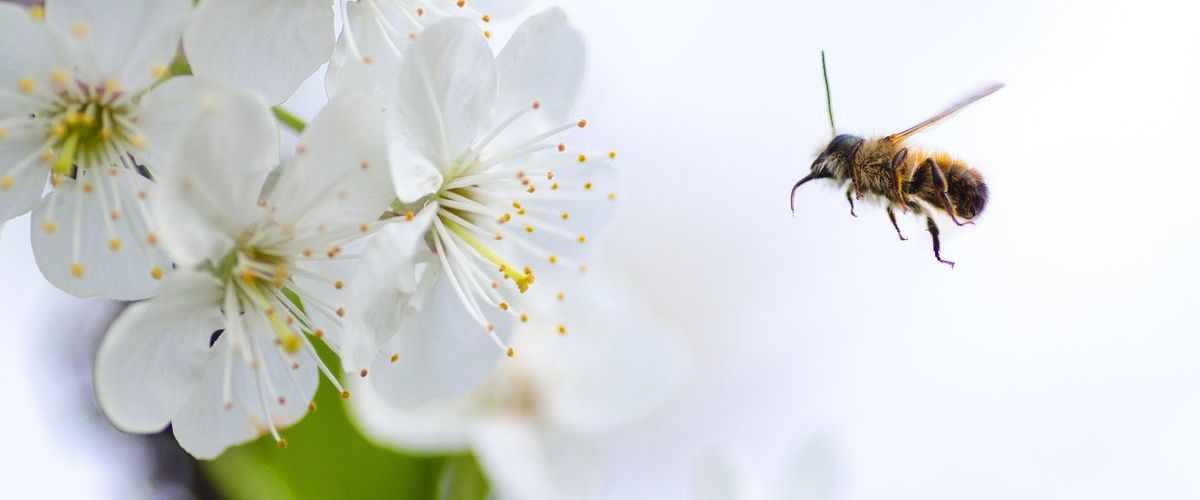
(4, 0, 1200, 499)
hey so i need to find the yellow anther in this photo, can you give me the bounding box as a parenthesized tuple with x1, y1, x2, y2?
(390, 354, 399, 363)
(151, 63, 167, 78)
(561, 212, 569, 220)
(42, 220, 57, 234)
(18, 77, 35, 94)
(551, 182, 559, 190)
(65, 112, 81, 125)
(578, 235, 587, 244)
(0, 127, 6, 140)
(482, 14, 491, 22)
(548, 254, 557, 263)
(70, 21, 89, 38)
(278, 439, 288, 449)
(360, 368, 369, 378)
(483, 30, 492, 39)
(40, 149, 54, 164)
(525, 225, 534, 233)
(578, 154, 587, 163)
(108, 237, 122, 252)
(517, 208, 526, 215)
(313, 329, 325, 339)
(520, 313, 528, 322)
(150, 266, 164, 280)
(70, 262, 85, 278)
(283, 334, 302, 353)
(50, 69, 68, 87)
(29, 5, 44, 20)
(240, 268, 257, 284)
(557, 325, 567, 335)
(609, 151, 617, 159)
(579, 264, 588, 273)
(335, 280, 344, 290)
(499, 212, 511, 223)
(499, 301, 509, 311)
(584, 181, 593, 190)
(308, 402, 318, 412)
(340, 390, 351, 400)
(81, 182, 94, 193)
(129, 135, 146, 149)
(608, 192, 617, 201)
(494, 232, 503, 240)
(557, 291, 565, 301)
(507, 347, 515, 358)
(405, 211, 415, 221)
(456, 0, 465, 7)
(146, 232, 159, 246)
(0, 175, 11, 190)
(577, 119, 588, 128)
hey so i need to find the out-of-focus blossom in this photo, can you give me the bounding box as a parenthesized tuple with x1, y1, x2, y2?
(94, 86, 395, 459)
(351, 274, 690, 500)
(693, 439, 836, 500)
(0, 0, 196, 300)
(326, 0, 532, 97)
(349, 10, 612, 407)
(183, 0, 335, 104)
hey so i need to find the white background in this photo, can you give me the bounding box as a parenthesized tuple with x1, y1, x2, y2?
(4, 0, 1200, 499)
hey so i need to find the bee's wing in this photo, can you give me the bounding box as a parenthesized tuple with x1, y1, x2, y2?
(885, 83, 1004, 142)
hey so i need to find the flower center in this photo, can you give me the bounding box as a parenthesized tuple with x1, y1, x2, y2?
(32, 75, 145, 178)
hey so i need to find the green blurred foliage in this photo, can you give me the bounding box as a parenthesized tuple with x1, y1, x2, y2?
(203, 343, 489, 500)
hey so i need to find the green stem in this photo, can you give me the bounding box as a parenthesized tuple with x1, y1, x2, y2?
(437, 454, 490, 500)
(821, 50, 836, 136)
(273, 107, 308, 134)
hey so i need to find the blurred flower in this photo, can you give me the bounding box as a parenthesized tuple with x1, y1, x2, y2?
(692, 438, 837, 500)
(351, 274, 690, 500)
(325, 0, 532, 97)
(94, 86, 395, 459)
(0, 0, 195, 300)
(183, 0, 335, 104)
(350, 10, 614, 407)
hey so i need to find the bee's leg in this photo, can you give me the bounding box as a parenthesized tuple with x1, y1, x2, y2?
(925, 216, 955, 269)
(891, 148, 911, 213)
(887, 206, 907, 240)
(845, 187, 857, 217)
(923, 157, 973, 227)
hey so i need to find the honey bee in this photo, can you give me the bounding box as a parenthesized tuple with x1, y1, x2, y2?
(790, 53, 1002, 268)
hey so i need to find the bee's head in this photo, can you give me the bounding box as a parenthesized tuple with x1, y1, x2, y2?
(811, 133, 862, 179)
(791, 134, 863, 213)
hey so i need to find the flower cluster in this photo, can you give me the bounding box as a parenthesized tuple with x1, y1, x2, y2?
(1, 0, 622, 459)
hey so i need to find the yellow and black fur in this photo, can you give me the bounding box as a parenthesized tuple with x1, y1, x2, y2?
(790, 84, 1001, 268)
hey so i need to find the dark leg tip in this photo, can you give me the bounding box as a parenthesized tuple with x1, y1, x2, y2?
(938, 259, 956, 269)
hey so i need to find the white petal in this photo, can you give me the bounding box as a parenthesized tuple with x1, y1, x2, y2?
(336, 207, 438, 372)
(0, 4, 66, 115)
(0, 127, 50, 223)
(136, 76, 251, 169)
(32, 172, 170, 300)
(526, 272, 690, 432)
(325, 0, 418, 98)
(392, 18, 496, 168)
(45, 0, 189, 91)
(183, 0, 334, 104)
(347, 375, 476, 453)
(368, 270, 511, 408)
(473, 417, 603, 500)
(152, 86, 277, 266)
(267, 88, 394, 235)
(780, 437, 837, 500)
(171, 321, 319, 460)
(388, 142, 442, 204)
(463, 0, 532, 19)
(94, 270, 222, 434)
(495, 7, 586, 126)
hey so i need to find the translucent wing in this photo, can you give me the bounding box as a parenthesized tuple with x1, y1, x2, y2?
(885, 83, 1004, 142)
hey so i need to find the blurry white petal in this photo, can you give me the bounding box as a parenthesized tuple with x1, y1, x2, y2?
(392, 18, 495, 168)
(692, 451, 746, 500)
(184, 0, 334, 104)
(152, 86, 277, 266)
(94, 270, 222, 434)
(348, 375, 476, 453)
(32, 173, 170, 300)
(0, 5, 65, 116)
(780, 437, 836, 500)
(0, 128, 50, 223)
(473, 417, 602, 500)
(368, 274, 511, 408)
(495, 7, 586, 126)
(137, 76, 251, 168)
(44, 0, 189, 90)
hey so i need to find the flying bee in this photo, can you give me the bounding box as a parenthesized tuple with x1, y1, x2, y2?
(790, 52, 1002, 268)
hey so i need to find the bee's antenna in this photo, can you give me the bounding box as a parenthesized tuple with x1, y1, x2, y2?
(822, 50, 836, 137)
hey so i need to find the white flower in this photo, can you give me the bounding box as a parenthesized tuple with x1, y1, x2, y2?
(183, 0, 336, 104)
(0, 0, 196, 300)
(350, 274, 690, 500)
(693, 439, 836, 500)
(326, 0, 531, 97)
(350, 9, 614, 406)
(94, 86, 395, 459)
